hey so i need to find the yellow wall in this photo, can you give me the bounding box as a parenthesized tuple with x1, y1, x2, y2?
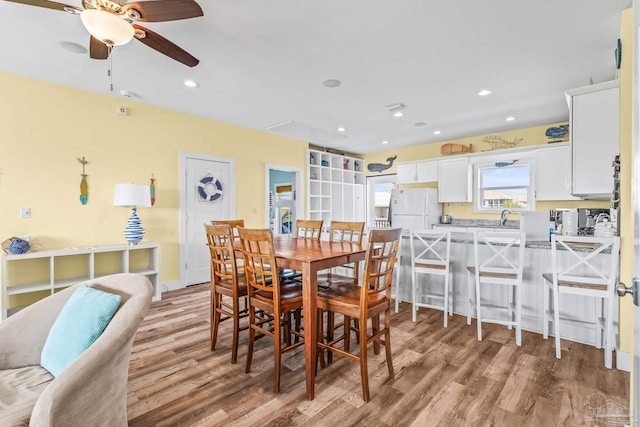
(0, 71, 307, 296)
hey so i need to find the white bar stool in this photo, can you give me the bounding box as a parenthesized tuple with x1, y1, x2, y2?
(466, 230, 526, 346)
(542, 234, 620, 369)
(410, 229, 452, 326)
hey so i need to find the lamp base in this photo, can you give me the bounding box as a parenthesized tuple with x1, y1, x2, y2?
(124, 207, 145, 244)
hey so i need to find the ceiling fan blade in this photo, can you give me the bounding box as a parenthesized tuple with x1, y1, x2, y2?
(133, 25, 199, 67)
(3, 0, 71, 12)
(89, 36, 109, 60)
(124, 0, 203, 22)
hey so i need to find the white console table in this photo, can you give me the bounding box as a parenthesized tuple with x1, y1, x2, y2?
(1, 243, 161, 319)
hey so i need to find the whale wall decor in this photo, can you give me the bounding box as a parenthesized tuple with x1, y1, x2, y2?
(367, 155, 397, 173)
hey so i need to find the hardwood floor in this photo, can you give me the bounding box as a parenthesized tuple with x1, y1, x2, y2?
(127, 284, 630, 426)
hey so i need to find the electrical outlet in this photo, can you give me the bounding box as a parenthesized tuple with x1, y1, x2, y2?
(21, 207, 31, 219)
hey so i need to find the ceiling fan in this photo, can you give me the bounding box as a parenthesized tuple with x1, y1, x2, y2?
(4, 0, 203, 67)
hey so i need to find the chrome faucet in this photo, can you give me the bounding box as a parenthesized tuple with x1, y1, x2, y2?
(500, 209, 513, 226)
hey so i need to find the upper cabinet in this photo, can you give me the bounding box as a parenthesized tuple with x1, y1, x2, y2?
(438, 157, 472, 202)
(396, 160, 438, 184)
(535, 144, 579, 201)
(566, 81, 619, 199)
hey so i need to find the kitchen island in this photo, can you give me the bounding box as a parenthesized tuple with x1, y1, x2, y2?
(394, 230, 618, 349)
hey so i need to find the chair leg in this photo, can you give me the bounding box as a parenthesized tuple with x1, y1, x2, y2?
(411, 270, 417, 323)
(344, 315, 351, 352)
(372, 315, 380, 355)
(211, 292, 221, 351)
(273, 313, 282, 394)
(466, 272, 473, 326)
(443, 271, 449, 328)
(384, 310, 394, 378)
(326, 311, 335, 365)
(605, 295, 614, 369)
(231, 310, 240, 364)
(359, 321, 370, 403)
(475, 275, 482, 342)
(245, 309, 256, 373)
(515, 283, 522, 347)
(316, 309, 326, 370)
(553, 286, 561, 359)
(542, 280, 549, 340)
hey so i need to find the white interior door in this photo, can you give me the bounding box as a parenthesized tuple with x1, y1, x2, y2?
(181, 153, 235, 286)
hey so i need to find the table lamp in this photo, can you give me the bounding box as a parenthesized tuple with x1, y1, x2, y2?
(113, 183, 152, 245)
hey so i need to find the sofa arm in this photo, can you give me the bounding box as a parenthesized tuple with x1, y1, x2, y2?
(0, 285, 78, 369)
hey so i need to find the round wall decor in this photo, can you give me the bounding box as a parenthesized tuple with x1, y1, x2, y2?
(198, 175, 223, 201)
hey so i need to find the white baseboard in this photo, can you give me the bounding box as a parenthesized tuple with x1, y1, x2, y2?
(616, 349, 631, 372)
(161, 280, 183, 293)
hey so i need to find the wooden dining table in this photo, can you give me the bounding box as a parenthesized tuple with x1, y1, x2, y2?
(271, 236, 366, 400)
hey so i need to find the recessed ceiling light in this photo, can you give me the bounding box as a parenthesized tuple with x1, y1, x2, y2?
(381, 140, 389, 144)
(433, 130, 441, 135)
(414, 122, 427, 127)
(477, 89, 492, 96)
(184, 80, 199, 88)
(337, 127, 346, 132)
(119, 90, 134, 98)
(322, 79, 341, 88)
(505, 116, 516, 121)
(393, 111, 404, 118)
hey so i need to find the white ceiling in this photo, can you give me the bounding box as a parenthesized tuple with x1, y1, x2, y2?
(0, 0, 630, 154)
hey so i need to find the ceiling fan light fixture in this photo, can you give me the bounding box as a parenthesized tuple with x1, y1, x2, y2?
(80, 9, 134, 46)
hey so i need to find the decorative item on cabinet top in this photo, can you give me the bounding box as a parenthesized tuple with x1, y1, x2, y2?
(78, 156, 89, 205)
(367, 155, 397, 173)
(440, 143, 472, 155)
(1, 236, 40, 254)
(545, 124, 569, 143)
(481, 135, 523, 151)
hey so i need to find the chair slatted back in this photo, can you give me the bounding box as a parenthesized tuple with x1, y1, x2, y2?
(204, 224, 238, 286)
(238, 228, 280, 299)
(552, 235, 620, 289)
(473, 230, 526, 282)
(212, 219, 245, 242)
(361, 228, 402, 302)
(295, 219, 323, 240)
(329, 221, 365, 244)
(410, 229, 451, 271)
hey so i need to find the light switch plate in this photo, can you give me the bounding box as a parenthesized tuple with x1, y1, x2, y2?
(21, 207, 30, 219)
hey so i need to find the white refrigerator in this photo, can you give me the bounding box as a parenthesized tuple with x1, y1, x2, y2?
(390, 188, 442, 231)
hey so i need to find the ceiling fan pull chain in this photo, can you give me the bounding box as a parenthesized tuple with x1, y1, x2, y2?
(107, 44, 113, 92)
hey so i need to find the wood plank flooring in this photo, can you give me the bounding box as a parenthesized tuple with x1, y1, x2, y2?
(127, 284, 630, 426)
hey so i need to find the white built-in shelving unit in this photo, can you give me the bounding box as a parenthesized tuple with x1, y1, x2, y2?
(1, 243, 161, 320)
(307, 149, 365, 230)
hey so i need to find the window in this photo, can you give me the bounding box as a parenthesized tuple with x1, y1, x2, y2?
(366, 175, 395, 228)
(474, 161, 535, 212)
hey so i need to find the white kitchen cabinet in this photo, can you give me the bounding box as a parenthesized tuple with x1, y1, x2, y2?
(437, 157, 472, 202)
(396, 160, 438, 184)
(307, 149, 365, 228)
(535, 144, 579, 201)
(566, 80, 619, 199)
(1, 243, 161, 319)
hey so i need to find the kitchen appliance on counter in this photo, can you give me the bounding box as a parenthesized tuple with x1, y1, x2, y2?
(578, 208, 611, 235)
(391, 188, 441, 231)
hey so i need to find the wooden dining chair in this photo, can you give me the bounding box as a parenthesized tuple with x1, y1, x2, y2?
(204, 224, 248, 364)
(295, 219, 323, 240)
(542, 235, 620, 368)
(316, 227, 402, 402)
(317, 221, 365, 362)
(212, 219, 245, 242)
(238, 227, 304, 393)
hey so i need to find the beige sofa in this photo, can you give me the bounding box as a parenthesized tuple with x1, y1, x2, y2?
(0, 273, 152, 426)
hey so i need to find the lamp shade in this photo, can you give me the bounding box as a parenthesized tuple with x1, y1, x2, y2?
(80, 9, 135, 46)
(113, 184, 152, 208)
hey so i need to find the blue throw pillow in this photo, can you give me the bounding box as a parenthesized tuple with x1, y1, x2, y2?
(41, 284, 121, 377)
